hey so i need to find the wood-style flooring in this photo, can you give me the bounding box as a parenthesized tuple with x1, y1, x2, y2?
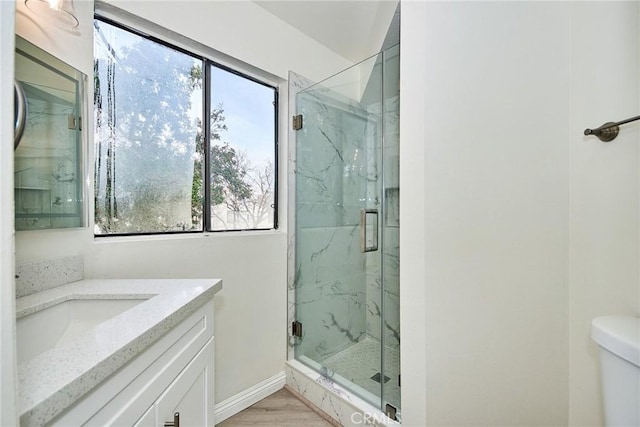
(217, 388, 336, 426)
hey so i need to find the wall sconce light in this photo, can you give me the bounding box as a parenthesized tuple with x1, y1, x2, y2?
(24, 0, 79, 29)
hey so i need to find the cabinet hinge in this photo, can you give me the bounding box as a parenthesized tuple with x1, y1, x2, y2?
(292, 114, 303, 130)
(292, 320, 302, 337)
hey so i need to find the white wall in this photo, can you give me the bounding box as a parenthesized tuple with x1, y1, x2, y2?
(415, 2, 571, 424)
(399, 3, 427, 423)
(568, 3, 640, 425)
(0, 2, 17, 425)
(102, 0, 352, 83)
(13, 0, 351, 405)
(86, 233, 287, 403)
(400, 2, 639, 426)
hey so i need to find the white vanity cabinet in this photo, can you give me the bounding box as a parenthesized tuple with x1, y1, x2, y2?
(50, 301, 215, 427)
(135, 339, 213, 427)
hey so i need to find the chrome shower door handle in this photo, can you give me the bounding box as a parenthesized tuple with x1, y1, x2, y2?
(14, 79, 27, 150)
(360, 208, 379, 253)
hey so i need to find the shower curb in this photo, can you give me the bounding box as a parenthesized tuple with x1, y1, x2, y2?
(286, 360, 399, 426)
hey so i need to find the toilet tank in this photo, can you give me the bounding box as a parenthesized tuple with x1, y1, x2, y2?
(591, 316, 640, 427)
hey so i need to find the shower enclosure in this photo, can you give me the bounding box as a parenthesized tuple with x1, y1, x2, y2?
(291, 45, 400, 419)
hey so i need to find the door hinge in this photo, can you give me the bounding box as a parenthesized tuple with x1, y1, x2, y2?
(398, 374, 401, 387)
(292, 114, 303, 130)
(292, 320, 302, 337)
(385, 403, 398, 421)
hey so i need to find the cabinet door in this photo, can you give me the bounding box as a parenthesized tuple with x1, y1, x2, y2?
(133, 405, 155, 427)
(155, 338, 214, 427)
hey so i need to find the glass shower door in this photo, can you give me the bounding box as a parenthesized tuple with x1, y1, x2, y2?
(293, 53, 386, 409)
(380, 43, 401, 416)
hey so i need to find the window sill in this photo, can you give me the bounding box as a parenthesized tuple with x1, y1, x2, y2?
(93, 228, 286, 244)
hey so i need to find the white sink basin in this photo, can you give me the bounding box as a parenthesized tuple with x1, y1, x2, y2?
(17, 298, 147, 363)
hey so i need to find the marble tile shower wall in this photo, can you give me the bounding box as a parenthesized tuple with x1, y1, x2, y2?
(296, 227, 367, 361)
(383, 95, 400, 351)
(382, 95, 400, 351)
(381, 227, 400, 350)
(295, 91, 370, 228)
(364, 100, 383, 348)
(288, 71, 401, 360)
(364, 228, 400, 351)
(294, 84, 374, 361)
(364, 96, 400, 351)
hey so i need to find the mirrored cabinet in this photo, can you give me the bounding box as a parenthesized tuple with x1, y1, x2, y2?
(14, 36, 86, 231)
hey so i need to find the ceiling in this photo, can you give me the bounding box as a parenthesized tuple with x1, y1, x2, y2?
(254, 1, 399, 63)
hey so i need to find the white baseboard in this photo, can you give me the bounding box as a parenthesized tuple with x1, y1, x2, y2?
(214, 371, 286, 423)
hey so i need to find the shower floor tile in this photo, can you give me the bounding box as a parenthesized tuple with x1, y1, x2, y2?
(319, 338, 400, 409)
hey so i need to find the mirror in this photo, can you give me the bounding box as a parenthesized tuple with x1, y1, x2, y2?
(14, 36, 86, 231)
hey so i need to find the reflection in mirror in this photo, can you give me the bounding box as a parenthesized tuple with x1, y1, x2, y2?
(14, 36, 86, 231)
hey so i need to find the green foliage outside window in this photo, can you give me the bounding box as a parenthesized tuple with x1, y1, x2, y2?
(94, 19, 276, 234)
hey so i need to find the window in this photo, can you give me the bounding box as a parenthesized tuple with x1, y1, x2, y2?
(93, 18, 277, 236)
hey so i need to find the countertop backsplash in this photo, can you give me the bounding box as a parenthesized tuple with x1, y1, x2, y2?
(15, 255, 84, 298)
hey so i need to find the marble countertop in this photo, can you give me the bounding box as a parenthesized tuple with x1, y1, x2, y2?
(16, 278, 222, 426)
